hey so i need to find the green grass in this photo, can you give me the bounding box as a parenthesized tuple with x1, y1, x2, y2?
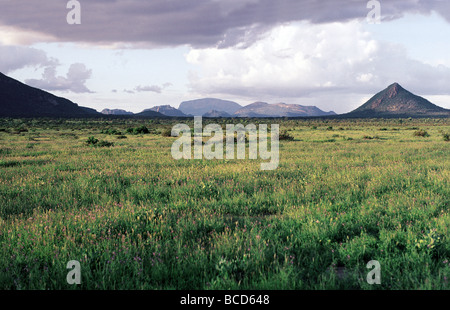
(0, 117, 449, 290)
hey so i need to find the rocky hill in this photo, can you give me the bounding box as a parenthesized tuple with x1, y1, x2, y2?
(346, 83, 450, 117)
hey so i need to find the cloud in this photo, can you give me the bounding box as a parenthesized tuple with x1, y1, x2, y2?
(135, 85, 163, 93)
(132, 83, 173, 93)
(0, 0, 449, 48)
(186, 21, 450, 110)
(25, 63, 94, 93)
(0, 44, 57, 73)
(0, 43, 93, 94)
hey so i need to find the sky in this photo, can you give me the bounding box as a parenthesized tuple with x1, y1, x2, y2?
(1, 0, 450, 114)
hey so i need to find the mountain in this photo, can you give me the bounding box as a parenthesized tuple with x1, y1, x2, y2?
(233, 102, 337, 117)
(0, 72, 101, 117)
(134, 109, 166, 117)
(81, 107, 102, 115)
(146, 105, 187, 117)
(203, 110, 232, 118)
(101, 109, 134, 115)
(347, 83, 450, 117)
(178, 98, 242, 116)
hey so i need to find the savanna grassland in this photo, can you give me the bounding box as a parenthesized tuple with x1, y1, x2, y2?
(0, 117, 449, 290)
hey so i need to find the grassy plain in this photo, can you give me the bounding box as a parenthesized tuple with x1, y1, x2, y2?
(0, 117, 449, 289)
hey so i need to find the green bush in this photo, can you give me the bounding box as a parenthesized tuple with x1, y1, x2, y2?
(127, 125, 150, 135)
(101, 128, 122, 135)
(443, 133, 450, 142)
(85, 136, 114, 147)
(279, 130, 294, 141)
(97, 140, 114, 147)
(86, 136, 99, 146)
(161, 128, 173, 137)
(414, 129, 430, 137)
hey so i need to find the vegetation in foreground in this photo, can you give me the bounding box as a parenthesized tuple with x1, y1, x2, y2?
(0, 117, 449, 290)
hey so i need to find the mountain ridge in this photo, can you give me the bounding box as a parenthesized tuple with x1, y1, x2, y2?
(145, 105, 187, 117)
(0, 72, 101, 117)
(101, 109, 134, 115)
(233, 102, 337, 117)
(0, 72, 448, 119)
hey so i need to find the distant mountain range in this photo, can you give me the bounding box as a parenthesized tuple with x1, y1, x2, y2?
(145, 105, 187, 117)
(101, 109, 134, 115)
(146, 100, 335, 118)
(0, 72, 100, 117)
(1, 72, 448, 118)
(233, 102, 336, 117)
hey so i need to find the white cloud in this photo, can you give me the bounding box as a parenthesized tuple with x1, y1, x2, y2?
(25, 63, 93, 93)
(0, 44, 58, 73)
(135, 85, 163, 93)
(124, 83, 173, 94)
(186, 20, 450, 112)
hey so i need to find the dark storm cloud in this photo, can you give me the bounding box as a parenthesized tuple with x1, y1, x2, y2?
(0, 0, 449, 47)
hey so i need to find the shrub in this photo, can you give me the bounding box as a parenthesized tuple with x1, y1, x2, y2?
(101, 128, 122, 135)
(363, 135, 379, 140)
(413, 129, 430, 137)
(136, 125, 150, 134)
(443, 133, 450, 142)
(279, 130, 294, 141)
(86, 136, 99, 146)
(10, 127, 28, 134)
(97, 140, 114, 147)
(161, 128, 173, 137)
(17, 127, 28, 133)
(85, 136, 114, 147)
(127, 125, 150, 135)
